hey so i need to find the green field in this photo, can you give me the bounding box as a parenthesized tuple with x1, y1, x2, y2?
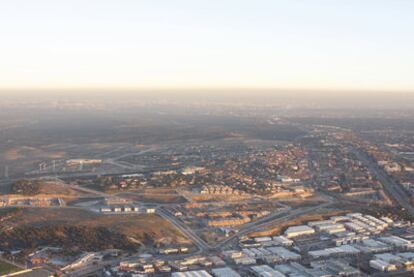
(0, 260, 20, 276)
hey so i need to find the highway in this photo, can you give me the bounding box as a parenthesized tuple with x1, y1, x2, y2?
(157, 198, 333, 253)
(352, 148, 414, 217)
(212, 200, 333, 251)
(157, 206, 211, 251)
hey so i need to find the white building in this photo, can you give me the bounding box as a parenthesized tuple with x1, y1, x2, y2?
(100, 207, 111, 213)
(284, 225, 315, 238)
(315, 223, 346, 234)
(272, 236, 294, 246)
(267, 247, 301, 261)
(379, 236, 413, 249)
(370, 259, 398, 272)
(250, 265, 285, 277)
(211, 267, 241, 277)
(308, 245, 360, 259)
(172, 270, 212, 277)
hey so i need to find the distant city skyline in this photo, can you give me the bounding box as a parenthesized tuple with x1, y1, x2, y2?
(1, 0, 414, 92)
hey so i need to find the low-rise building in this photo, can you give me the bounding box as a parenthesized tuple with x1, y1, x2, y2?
(272, 236, 294, 246)
(308, 245, 360, 259)
(284, 225, 315, 238)
(172, 270, 212, 277)
(211, 267, 241, 277)
(251, 265, 285, 277)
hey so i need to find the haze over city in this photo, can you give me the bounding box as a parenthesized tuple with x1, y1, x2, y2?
(1, 1, 414, 277)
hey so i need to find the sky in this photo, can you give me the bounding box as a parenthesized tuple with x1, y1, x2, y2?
(0, 0, 413, 91)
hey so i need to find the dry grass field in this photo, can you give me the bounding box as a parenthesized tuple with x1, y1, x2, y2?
(0, 208, 191, 247)
(0, 260, 20, 275)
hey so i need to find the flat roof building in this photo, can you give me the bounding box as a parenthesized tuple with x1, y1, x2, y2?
(251, 265, 285, 277)
(172, 270, 213, 277)
(211, 267, 241, 277)
(284, 225, 315, 238)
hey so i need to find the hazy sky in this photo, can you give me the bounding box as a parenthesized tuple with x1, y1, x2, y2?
(0, 0, 413, 91)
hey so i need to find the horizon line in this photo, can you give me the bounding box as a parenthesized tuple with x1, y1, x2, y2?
(1, 86, 414, 94)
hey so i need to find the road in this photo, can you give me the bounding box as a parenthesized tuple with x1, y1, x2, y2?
(2, 168, 334, 258)
(212, 200, 333, 251)
(352, 148, 414, 217)
(157, 198, 332, 253)
(157, 206, 211, 251)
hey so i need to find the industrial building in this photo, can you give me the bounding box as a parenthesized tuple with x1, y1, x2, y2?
(211, 267, 241, 277)
(284, 225, 315, 238)
(250, 265, 285, 277)
(99, 205, 149, 214)
(172, 270, 212, 277)
(368, 252, 414, 272)
(308, 245, 360, 259)
(272, 236, 294, 246)
(314, 223, 346, 234)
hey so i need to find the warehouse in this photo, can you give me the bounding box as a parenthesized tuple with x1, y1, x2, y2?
(272, 236, 293, 246)
(250, 265, 285, 277)
(354, 239, 392, 253)
(314, 223, 346, 234)
(370, 259, 398, 272)
(284, 225, 315, 238)
(308, 245, 360, 259)
(267, 247, 301, 261)
(211, 267, 241, 277)
(379, 236, 414, 249)
(172, 270, 212, 277)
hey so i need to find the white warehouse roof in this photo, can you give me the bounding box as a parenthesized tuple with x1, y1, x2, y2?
(284, 225, 315, 238)
(211, 267, 241, 277)
(172, 270, 213, 277)
(251, 265, 285, 277)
